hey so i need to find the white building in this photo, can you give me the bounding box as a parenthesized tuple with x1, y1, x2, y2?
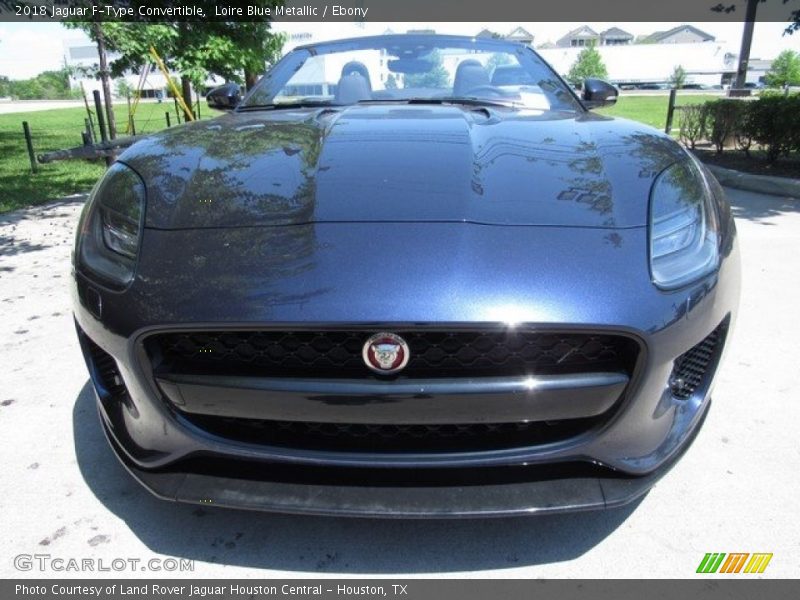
(64, 39, 221, 100)
(538, 41, 741, 87)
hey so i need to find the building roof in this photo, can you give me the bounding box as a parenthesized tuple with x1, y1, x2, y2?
(556, 26, 599, 45)
(647, 24, 715, 43)
(601, 27, 633, 39)
(506, 26, 534, 41)
(476, 28, 498, 38)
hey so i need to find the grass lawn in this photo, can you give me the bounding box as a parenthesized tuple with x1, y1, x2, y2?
(0, 93, 722, 214)
(0, 102, 219, 213)
(597, 94, 721, 130)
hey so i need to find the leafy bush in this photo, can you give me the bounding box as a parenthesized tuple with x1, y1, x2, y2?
(734, 109, 754, 157)
(678, 104, 707, 149)
(758, 89, 789, 99)
(690, 95, 800, 163)
(741, 95, 800, 162)
(703, 100, 746, 154)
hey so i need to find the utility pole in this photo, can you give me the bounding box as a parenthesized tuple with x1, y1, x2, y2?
(93, 21, 117, 139)
(734, 0, 759, 90)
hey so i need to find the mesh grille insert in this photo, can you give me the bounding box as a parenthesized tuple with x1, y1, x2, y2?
(670, 322, 726, 400)
(146, 328, 641, 452)
(181, 414, 601, 453)
(148, 329, 639, 379)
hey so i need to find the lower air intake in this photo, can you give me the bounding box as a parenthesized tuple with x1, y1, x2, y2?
(670, 321, 727, 400)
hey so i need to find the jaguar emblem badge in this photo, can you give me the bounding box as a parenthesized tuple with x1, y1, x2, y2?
(362, 332, 410, 374)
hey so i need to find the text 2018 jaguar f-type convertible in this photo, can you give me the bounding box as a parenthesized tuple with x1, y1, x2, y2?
(72, 35, 739, 517)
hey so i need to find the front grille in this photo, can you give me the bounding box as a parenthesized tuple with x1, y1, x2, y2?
(150, 328, 638, 453)
(182, 414, 601, 453)
(147, 329, 639, 379)
(670, 322, 726, 400)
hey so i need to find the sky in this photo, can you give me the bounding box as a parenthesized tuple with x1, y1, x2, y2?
(1, 21, 798, 80)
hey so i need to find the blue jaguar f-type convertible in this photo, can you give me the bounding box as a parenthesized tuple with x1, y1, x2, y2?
(72, 34, 740, 517)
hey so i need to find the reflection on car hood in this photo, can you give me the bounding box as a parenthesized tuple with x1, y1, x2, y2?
(119, 104, 686, 230)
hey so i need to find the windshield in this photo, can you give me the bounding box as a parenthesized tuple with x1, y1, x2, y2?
(242, 35, 581, 112)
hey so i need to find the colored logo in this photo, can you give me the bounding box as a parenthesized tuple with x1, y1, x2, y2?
(696, 553, 773, 574)
(362, 333, 410, 374)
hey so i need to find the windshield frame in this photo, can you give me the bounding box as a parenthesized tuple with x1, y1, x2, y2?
(238, 34, 586, 113)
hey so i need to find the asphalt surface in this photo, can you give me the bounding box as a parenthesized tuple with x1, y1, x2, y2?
(1, 187, 798, 578)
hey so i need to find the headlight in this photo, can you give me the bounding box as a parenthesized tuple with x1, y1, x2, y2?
(649, 158, 719, 289)
(75, 162, 145, 288)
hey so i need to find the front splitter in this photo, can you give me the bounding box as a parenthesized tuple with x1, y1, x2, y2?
(99, 400, 708, 519)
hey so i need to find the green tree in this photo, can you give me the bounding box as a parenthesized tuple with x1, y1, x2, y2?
(1, 68, 76, 100)
(385, 74, 398, 90)
(404, 50, 450, 89)
(566, 44, 608, 87)
(765, 50, 800, 88)
(487, 52, 511, 78)
(670, 65, 687, 89)
(65, 2, 285, 124)
(115, 78, 134, 98)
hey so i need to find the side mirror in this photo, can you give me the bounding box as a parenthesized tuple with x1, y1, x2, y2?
(206, 83, 242, 111)
(582, 78, 618, 109)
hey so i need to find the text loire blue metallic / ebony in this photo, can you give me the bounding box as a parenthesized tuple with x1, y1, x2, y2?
(72, 35, 740, 517)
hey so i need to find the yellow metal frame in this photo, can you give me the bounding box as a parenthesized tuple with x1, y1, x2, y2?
(149, 46, 194, 122)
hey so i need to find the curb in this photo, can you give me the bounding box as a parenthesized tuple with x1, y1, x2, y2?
(704, 164, 800, 198)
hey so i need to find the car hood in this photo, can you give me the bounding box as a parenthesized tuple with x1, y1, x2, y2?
(120, 105, 686, 230)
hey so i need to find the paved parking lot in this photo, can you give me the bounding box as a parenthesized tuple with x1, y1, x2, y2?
(1, 187, 798, 578)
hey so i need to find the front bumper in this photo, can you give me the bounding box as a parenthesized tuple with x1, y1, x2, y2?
(103, 403, 708, 518)
(72, 222, 740, 516)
